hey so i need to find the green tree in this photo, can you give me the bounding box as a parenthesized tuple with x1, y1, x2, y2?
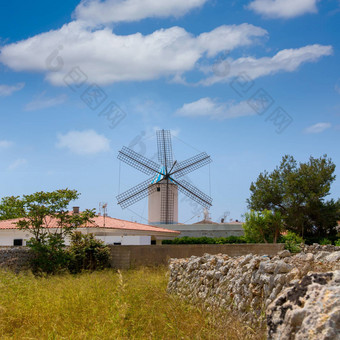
(243, 210, 284, 243)
(0, 196, 25, 220)
(9, 189, 95, 274)
(14, 189, 95, 242)
(247, 155, 339, 242)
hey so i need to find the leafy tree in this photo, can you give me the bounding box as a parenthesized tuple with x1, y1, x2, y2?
(14, 189, 95, 243)
(247, 155, 339, 242)
(243, 210, 284, 243)
(8, 189, 95, 274)
(0, 196, 24, 220)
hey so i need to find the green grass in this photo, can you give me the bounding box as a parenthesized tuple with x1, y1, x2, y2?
(0, 267, 265, 339)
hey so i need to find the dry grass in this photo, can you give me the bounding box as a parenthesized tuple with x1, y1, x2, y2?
(0, 267, 265, 340)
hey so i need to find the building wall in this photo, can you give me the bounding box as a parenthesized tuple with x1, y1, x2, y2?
(0, 230, 32, 246)
(95, 235, 151, 245)
(158, 223, 245, 238)
(0, 230, 152, 246)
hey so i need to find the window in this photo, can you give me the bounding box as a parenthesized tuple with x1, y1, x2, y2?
(157, 187, 160, 192)
(114, 242, 121, 245)
(151, 240, 156, 245)
(13, 239, 23, 246)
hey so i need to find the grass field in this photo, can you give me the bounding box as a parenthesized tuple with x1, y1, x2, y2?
(0, 267, 265, 339)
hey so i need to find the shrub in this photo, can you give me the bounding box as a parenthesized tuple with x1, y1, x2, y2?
(28, 231, 110, 275)
(27, 234, 70, 275)
(319, 238, 332, 245)
(335, 239, 340, 246)
(67, 232, 110, 273)
(279, 231, 304, 253)
(243, 210, 284, 243)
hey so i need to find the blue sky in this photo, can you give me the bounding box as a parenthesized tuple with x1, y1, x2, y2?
(0, 0, 339, 224)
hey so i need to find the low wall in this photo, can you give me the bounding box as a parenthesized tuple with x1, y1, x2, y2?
(0, 244, 285, 271)
(167, 251, 340, 339)
(109, 244, 285, 269)
(0, 247, 33, 271)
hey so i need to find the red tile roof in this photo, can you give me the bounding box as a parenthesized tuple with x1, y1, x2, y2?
(0, 215, 179, 235)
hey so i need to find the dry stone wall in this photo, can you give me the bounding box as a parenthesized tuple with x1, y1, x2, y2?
(168, 250, 340, 339)
(0, 247, 33, 271)
(301, 243, 340, 254)
(267, 271, 340, 340)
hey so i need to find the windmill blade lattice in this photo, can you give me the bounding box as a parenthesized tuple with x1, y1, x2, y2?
(171, 152, 212, 179)
(157, 130, 173, 170)
(172, 178, 212, 209)
(118, 146, 161, 176)
(116, 177, 157, 209)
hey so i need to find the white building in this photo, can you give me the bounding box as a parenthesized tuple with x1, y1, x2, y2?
(0, 214, 180, 246)
(159, 219, 244, 238)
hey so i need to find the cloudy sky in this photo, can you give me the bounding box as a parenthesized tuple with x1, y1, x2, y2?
(1, 0, 339, 223)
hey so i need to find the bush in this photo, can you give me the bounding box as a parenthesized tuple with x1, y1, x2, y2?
(319, 238, 332, 245)
(27, 231, 110, 275)
(162, 236, 246, 245)
(67, 232, 110, 274)
(243, 210, 284, 243)
(335, 239, 340, 246)
(27, 234, 70, 275)
(279, 231, 304, 253)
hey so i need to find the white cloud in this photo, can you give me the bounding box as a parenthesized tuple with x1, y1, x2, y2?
(8, 158, 27, 170)
(304, 122, 332, 134)
(24, 92, 67, 111)
(56, 130, 110, 155)
(201, 44, 333, 85)
(176, 97, 256, 120)
(0, 140, 13, 149)
(75, 0, 209, 25)
(0, 82, 25, 96)
(248, 0, 319, 19)
(0, 22, 267, 86)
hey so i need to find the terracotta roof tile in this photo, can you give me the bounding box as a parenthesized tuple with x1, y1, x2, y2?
(0, 215, 179, 235)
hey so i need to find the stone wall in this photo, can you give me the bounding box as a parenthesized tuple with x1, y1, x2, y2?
(0, 247, 33, 271)
(301, 243, 340, 253)
(167, 250, 340, 339)
(0, 244, 284, 271)
(109, 244, 284, 269)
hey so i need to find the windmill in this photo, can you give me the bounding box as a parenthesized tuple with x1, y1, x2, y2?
(116, 129, 212, 225)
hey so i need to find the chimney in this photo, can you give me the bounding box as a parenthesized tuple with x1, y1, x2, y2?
(73, 206, 80, 214)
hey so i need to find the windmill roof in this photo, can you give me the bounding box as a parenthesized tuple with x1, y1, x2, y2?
(151, 166, 174, 184)
(193, 219, 219, 225)
(0, 215, 180, 235)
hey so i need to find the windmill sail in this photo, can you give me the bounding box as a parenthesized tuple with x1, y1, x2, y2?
(171, 152, 211, 179)
(157, 129, 174, 170)
(116, 177, 157, 209)
(172, 178, 212, 209)
(118, 146, 161, 175)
